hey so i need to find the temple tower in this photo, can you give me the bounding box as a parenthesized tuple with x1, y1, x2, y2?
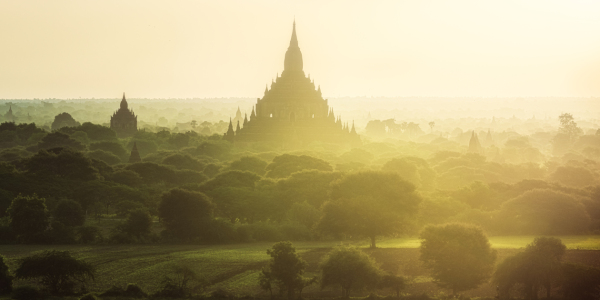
(110, 93, 138, 138)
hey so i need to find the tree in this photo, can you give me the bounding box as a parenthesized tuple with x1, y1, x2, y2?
(265, 154, 332, 178)
(317, 171, 421, 248)
(263, 241, 307, 300)
(0, 255, 13, 294)
(120, 209, 153, 238)
(162, 154, 205, 171)
(381, 157, 436, 189)
(258, 268, 274, 299)
(493, 237, 566, 299)
(561, 263, 600, 300)
(228, 156, 268, 175)
(320, 246, 382, 298)
(429, 121, 435, 133)
(89, 141, 127, 159)
(158, 188, 214, 241)
(558, 113, 583, 140)
(53, 199, 85, 227)
(549, 166, 596, 188)
(15, 250, 94, 295)
(419, 223, 497, 296)
(51, 112, 80, 131)
(379, 273, 406, 298)
(7, 194, 49, 243)
(25, 148, 100, 181)
(37, 132, 85, 151)
(498, 189, 590, 235)
(553, 113, 583, 155)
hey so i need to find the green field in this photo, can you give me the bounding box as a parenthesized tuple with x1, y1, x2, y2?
(1, 236, 599, 298)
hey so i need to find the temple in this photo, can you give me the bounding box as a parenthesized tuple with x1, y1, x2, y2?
(225, 21, 359, 145)
(110, 93, 138, 138)
(4, 106, 15, 123)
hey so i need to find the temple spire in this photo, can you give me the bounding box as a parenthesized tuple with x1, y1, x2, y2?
(128, 142, 142, 163)
(283, 20, 303, 72)
(290, 19, 298, 48)
(120, 92, 128, 110)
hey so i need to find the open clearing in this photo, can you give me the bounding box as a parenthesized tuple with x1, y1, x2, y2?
(1, 236, 599, 298)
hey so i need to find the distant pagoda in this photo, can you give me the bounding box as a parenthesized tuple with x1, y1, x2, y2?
(226, 21, 359, 145)
(128, 142, 142, 163)
(110, 93, 138, 138)
(4, 106, 15, 123)
(468, 131, 484, 155)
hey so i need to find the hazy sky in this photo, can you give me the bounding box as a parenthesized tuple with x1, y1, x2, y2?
(1, 1, 599, 99)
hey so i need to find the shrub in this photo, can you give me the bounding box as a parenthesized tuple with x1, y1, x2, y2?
(53, 199, 85, 227)
(124, 283, 147, 298)
(320, 246, 382, 297)
(15, 250, 94, 295)
(0, 255, 13, 294)
(79, 293, 98, 300)
(100, 285, 125, 297)
(11, 285, 43, 300)
(77, 226, 103, 244)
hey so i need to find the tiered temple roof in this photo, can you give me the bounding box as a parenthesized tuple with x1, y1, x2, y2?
(226, 22, 359, 145)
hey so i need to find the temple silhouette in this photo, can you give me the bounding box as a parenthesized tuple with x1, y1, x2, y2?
(225, 21, 359, 145)
(110, 93, 138, 138)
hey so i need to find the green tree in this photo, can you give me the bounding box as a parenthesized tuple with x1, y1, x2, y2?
(0, 255, 13, 294)
(162, 154, 205, 171)
(25, 148, 100, 181)
(320, 246, 382, 298)
(89, 141, 127, 159)
(228, 156, 268, 175)
(265, 154, 332, 178)
(158, 188, 214, 241)
(561, 263, 600, 300)
(498, 189, 590, 235)
(51, 112, 80, 131)
(379, 273, 406, 298)
(53, 199, 85, 227)
(420, 223, 497, 296)
(37, 132, 85, 151)
(121, 209, 153, 238)
(317, 171, 421, 248)
(7, 194, 49, 243)
(15, 250, 94, 295)
(493, 237, 566, 299)
(263, 241, 307, 300)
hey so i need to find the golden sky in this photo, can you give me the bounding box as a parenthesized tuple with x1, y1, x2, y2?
(1, 0, 599, 99)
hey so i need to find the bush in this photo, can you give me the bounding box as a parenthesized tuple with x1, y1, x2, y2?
(47, 221, 77, 244)
(205, 218, 239, 243)
(77, 226, 103, 244)
(100, 285, 125, 297)
(124, 283, 147, 298)
(0, 255, 13, 294)
(79, 293, 98, 300)
(53, 199, 85, 227)
(11, 285, 44, 300)
(15, 250, 94, 295)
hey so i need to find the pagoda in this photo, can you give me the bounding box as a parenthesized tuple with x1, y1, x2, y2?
(226, 21, 359, 145)
(110, 93, 138, 138)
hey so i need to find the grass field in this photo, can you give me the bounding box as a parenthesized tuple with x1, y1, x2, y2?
(1, 236, 599, 298)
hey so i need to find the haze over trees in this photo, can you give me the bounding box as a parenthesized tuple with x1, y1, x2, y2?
(0, 97, 598, 298)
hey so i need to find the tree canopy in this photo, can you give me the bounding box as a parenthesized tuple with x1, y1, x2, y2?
(320, 246, 382, 298)
(420, 223, 497, 296)
(15, 250, 94, 295)
(318, 171, 421, 248)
